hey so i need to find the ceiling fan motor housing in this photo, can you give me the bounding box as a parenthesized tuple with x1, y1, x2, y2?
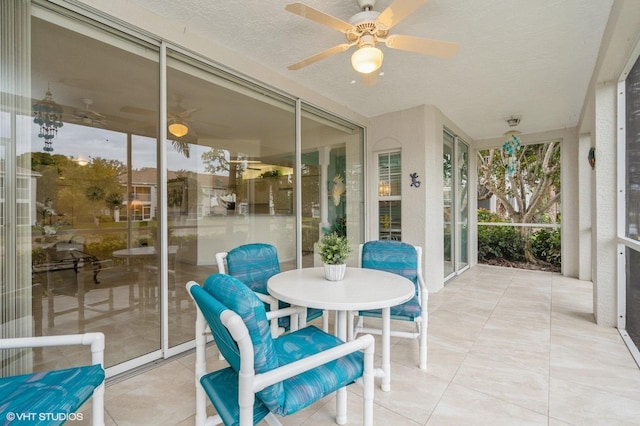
(347, 11, 387, 43)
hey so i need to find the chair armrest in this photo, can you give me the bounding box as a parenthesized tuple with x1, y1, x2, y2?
(265, 305, 306, 321)
(0, 332, 105, 366)
(255, 292, 278, 306)
(252, 333, 375, 393)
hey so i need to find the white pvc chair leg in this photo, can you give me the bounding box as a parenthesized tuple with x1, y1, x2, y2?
(419, 320, 428, 370)
(362, 339, 375, 426)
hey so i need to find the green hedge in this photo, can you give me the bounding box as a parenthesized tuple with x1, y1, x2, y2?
(478, 208, 561, 267)
(529, 228, 561, 266)
(478, 210, 525, 262)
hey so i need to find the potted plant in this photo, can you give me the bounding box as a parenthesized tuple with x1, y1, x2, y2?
(318, 232, 351, 281)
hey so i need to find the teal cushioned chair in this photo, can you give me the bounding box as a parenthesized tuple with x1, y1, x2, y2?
(353, 240, 429, 370)
(0, 332, 106, 426)
(187, 273, 375, 426)
(216, 243, 327, 336)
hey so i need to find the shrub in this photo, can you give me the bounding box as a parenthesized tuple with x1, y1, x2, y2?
(477, 209, 525, 262)
(530, 228, 561, 266)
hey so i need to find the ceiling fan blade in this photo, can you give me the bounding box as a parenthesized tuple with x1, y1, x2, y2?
(361, 72, 378, 88)
(376, 0, 427, 30)
(288, 43, 354, 70)
(384, 34, 459, 57)
(285, 2, 354, 33)
(120, 105, 156, 116)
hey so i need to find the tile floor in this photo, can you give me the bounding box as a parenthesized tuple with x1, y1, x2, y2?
(85, 265, 640, 425)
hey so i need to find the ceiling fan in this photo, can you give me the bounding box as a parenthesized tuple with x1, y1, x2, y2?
(119, 103, 200, 144)
(285, 0, 459, 86)
(70, 98, 107, 127)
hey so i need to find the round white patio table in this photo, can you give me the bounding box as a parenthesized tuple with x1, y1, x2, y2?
(267, 267, 414, 393)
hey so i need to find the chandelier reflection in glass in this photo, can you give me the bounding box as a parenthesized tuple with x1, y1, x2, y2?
(502, 130, 522, 177)
(33, 87, 64, 152)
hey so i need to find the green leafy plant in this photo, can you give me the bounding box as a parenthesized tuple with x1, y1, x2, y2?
(530, 228, 561, 266)
(318, 232, 351, 265)
(477, 209, 525, 261)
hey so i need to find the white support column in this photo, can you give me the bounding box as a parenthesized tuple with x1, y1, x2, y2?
(578, 133, 593, 281)
(592, 82, 618, 327)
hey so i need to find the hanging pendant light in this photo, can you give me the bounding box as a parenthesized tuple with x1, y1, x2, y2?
(168, 119, 189, 138)
(33, 86, 64, 152)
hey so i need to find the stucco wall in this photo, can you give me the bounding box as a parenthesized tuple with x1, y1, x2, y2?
(368, 105, 473, 293)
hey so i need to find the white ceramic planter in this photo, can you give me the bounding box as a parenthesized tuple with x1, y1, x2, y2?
(323, 263, 346, 281)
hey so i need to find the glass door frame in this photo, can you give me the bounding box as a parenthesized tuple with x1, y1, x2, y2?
(444, 128, 470, 282)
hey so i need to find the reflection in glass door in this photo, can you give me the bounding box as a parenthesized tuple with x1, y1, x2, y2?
(457, 138, 469, 270)
(443, 133, 454, 277)
(2, 3, 366, 377)
(25, 14, 162, 372)
(164, 49, 299, 350)
(300, 104, 364, 268)
(444, 129, 469, 280)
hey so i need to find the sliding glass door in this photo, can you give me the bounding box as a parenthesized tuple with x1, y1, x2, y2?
(443, 129, 469, 280)
(164, 49, 297, 348)
(27, 13, 162, 370)
(1, 2, 365, 375)
(300, 104, 364, 268)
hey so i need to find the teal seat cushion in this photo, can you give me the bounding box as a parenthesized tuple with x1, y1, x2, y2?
(274, 326, 364, 415)
(0, 364, 104, 426)
(200, 367, 270, 426)
(358, 294, 421, 321)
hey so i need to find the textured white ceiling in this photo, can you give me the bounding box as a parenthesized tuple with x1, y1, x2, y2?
(124, 0, 614, 140)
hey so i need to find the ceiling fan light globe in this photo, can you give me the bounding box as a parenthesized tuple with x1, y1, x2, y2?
(351, 46, 383, 74)
(168, 122, 189, 138)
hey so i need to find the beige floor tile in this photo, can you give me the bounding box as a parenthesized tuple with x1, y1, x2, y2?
(452, 353, 549, 415)
(427, 383, 548, 425)
(85, 265, 640, 425)
(549, 377, 640, 425)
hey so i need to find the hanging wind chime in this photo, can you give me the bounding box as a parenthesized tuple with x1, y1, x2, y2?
(32, 86, 64, 152)
(501, 116, 522, 177)
(502, 131, 521, 177)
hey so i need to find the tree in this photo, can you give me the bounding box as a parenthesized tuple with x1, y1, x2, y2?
(477, 141, 561, 262)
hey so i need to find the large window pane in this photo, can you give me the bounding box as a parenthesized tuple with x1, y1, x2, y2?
(28, 16, 160, 369)
(377, 151, 401, 241)
(165, 50, 297, 345)
(301, 104, 364, 267)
